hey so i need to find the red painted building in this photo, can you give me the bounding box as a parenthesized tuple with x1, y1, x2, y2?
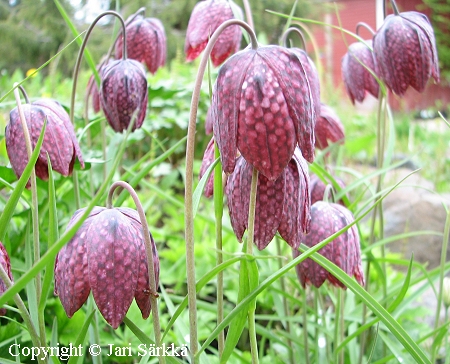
(308, 0, 449, 112)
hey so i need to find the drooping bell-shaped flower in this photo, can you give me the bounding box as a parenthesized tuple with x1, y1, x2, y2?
(54, 206, 159, 329)
(226, 148, 310, 250)
(342, 40, 380, 103)
(288, 47, 321, 118)
(315, 103, 345, 150)
(310, 174, 346, 205)
(5, 99, 85, 186)
(212, 45, 317, 181)
(293, 201, 364, 288)
(0, 241, 13, 316)
(115, 15, 166, 74)
(185, 0, 242, 67)
(199, 137, 216, 198)
(100, 59, 148, 132)
(373, 11, 439, 96)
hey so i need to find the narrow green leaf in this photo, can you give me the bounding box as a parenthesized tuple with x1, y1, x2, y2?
(50, 318, 62, 364)
(0, 121, 46, 241)
(161, 256, 242, 342)
(221, 255, 251, 363)
(123, 317, 183, 364)
(0, 35, 84, 103)
(116, 136, 187, 206)
(53, 0, 100, 84)
(193, 157, 219, 218)
(39, 156, 58, 312)
(299, 245, 431, 364)
(67, 310, 95, 364)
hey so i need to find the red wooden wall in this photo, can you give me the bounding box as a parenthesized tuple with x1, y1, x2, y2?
(309, 0, 449, 112)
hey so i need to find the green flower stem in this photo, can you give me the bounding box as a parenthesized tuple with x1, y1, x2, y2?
(213, 143, 225, 356)
(69, 11, 127, 184)
(359, 91, 387, 364)
(280, 27, 306, 49)
(276, 238, 294, 364)
(107, 181, 164, 364)
(432, 208, 450, 363)
(184, 18, 257, 362)
(445, 308, 450, 364)
(13, 85, 46, 349)
(301, 289, 311, 364)
(334, 289, 344, 364)
(247, 167, 259, 364)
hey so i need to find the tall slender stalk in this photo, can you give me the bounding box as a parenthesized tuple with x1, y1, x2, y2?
(13, 86, 46, 348)
(70, 11, 127, 186)
(214, 143, 225, 356)
(246, 167, 259, 364)
(276, 238, 295, 364)
(107, 181, 164, 364)
(184, 19, 257, 362)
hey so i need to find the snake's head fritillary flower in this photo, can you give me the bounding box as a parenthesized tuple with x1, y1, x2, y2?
(54, 206, 159, 329)
(342, 40, 380, 104)
(289, 48, 321, 118)
(199, 137, 216, 198)
(115, 15, 166, 74)
(310, 174, 346, 205)
(315, 104, 345, 150)
(212, 45, 317, 181)
(226, 148, 310, 250)
(185, 0, 242, 67)
(294, 201, 364, 288)
(100, 59, 148, 132)
(0, 241, 13, 316)
(5, 99, 84, 186)
(373, 11, 439, 96)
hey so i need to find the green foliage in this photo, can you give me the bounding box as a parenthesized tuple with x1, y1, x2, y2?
(422, 0, 450, 80)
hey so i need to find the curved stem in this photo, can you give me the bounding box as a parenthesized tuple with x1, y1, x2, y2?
(323, 184, 335, 204)
(280, 27, 306, 50)
(355, 22, 376, 37)
(384, 0, 400, 18)
(241, 0, 255, 31)
(18, 85, 30, 104)
(70, 11, 127, 194)
(13, 86, 46, 348)
(107, 181, 164, 364)
(70, 10, 127, 127)
(184, 18, 257, 363)
(390, 0, 400, 15)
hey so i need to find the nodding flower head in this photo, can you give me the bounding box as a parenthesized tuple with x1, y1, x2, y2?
(314, 103, 345, 150)
(115, 15, 166, 74)
(185, 0, 242, 67)
(294, 201, 364, 289)
(212, 45, 317, 181)
(54, 206, 159, 329)
(100, 59, 148, 132)
(373, 11, 439, 96)
(0, 241, 13, 316)
(5, 99, 84, 186)
(310, 174, 346, 206)
(226, 148, 310, 250)
(342, 40, 380, 103)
